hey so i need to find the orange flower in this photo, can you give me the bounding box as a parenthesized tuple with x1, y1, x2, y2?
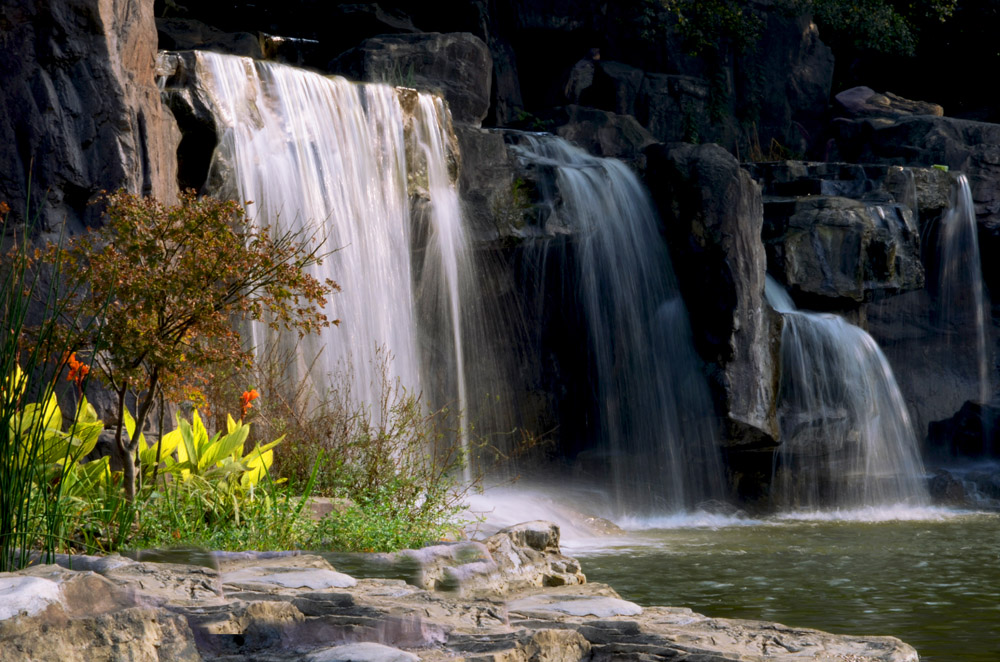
(66, 352, 90, 388)
(240, 388, 260, 419)
(0, 201, 9, 215)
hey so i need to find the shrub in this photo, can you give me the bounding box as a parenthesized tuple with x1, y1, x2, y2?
(49, 190, 338, 500)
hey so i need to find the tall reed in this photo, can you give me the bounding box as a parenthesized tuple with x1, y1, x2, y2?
(0, 192, 82, 570)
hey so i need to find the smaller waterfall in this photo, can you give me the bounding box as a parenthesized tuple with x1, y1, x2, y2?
(933, 174, 990, 404)
(766, 277, 929, 509)
(511, 134, 723, 514)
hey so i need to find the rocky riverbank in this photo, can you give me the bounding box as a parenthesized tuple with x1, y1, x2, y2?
(0, 521, 918, 661)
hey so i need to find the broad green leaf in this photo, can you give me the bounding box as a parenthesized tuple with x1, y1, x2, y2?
(42, 391, 62, 431)
(2, 363, 26, 405)
(67, 421, 103, 459)
(38, 429, 73, 464)
(200, 426, 249, 470)
(76, 395, 99, 425)
(176, 415, 197, 478)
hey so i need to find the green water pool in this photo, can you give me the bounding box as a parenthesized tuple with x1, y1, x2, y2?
(572, 512, 1000, 662)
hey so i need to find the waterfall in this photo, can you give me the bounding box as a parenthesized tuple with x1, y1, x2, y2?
(511, 134, 723, 514)
(765, 277, 929, 509)
(933, 174, 990, 404)
(189, 52, 470, 437)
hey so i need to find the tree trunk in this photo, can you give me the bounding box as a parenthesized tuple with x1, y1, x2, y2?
(113, 387, 136, 501)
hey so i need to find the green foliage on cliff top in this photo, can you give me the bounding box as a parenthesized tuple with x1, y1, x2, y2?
(647, 0, 956, 57)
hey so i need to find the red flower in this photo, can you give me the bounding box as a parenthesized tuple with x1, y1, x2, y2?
(240, 389, 259, 419)
(66, 352, 90, 388)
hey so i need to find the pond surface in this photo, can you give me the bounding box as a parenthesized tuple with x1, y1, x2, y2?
(570, 511, 1000, 662)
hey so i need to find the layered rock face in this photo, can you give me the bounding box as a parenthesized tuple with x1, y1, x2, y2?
(647, 143, 781, 450)
(752, 162, 928, 306)
(0, 0, 179, 231)
(0, 522, 919, 662)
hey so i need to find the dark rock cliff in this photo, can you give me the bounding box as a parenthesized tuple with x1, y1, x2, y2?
(0, 0, 179, 232)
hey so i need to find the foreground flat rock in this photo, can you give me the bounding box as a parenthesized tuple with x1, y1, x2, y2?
(0, 522, 918, 662)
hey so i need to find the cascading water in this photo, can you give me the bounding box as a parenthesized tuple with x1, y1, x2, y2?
(932, 174, 990, 404)
(510, 134, 723, 514)
(765, 276, 929, 509)
(188, 52, 471, 439)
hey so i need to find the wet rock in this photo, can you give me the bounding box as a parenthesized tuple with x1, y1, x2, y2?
(332, 32, 492, 126)
(835, 86, 944, 121)
(928, 469, 975, 506)
(0, 0, 179, 232)
(646, 142, 781, 448)
(448, 627, 592, 662)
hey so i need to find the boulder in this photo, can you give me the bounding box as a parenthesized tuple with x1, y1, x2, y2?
(332, 32, 492, 126)
(454, 125, 520, 240)
(0, 565, 201, 662)
(646, 143, 781, 449)
(156, 18, 263, 58)
(331, 521, 584, 597)
(834, 86, 944, 120)
(763, 195, 923, 303)
(866, 287, 991, 441)
(635, 73, 715, 144)
(737, 11, 834, 158)
(0, 0, 179, 232)
(593, 61, 645, 117)
(543, 105, 657, 164)
(484, 521, 586, 591)
(927, 399, 1000, 459)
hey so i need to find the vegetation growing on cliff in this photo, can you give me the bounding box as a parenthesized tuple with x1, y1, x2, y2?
(647, 0, 956, 56)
